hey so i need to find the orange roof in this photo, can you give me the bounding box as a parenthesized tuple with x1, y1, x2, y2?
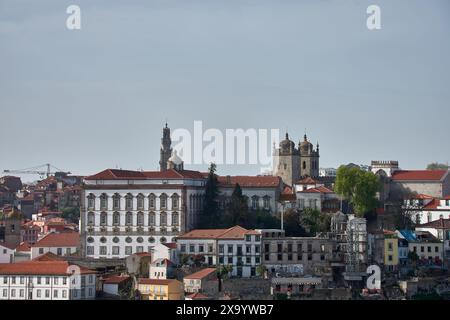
(138, 278, 179, 285)
(32, 232, 79, 248)
(16, 242, 31, 252)
(178, 225, 260, 240)
(184, 268, 216, 280)
(417, 218, 450, 229)
(103, 275, 130, 284)
(163, 242, 177, 249)
(392, 170, 448, 181)
(217, 175, 281, 188)
(300, 185, 333, 194)
(424, 199, 440, 210)
(33, 252, 65, 261)
(296, 177, 319, 184)
(186, 292, 210, 300)
(0, 261, 96, 275)
(0, 242, 15, 250)
(85, 169, 205, 181)
(410, 194, 434, 200)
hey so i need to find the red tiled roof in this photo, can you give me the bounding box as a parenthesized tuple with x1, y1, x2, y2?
(0, 260, 96, 275)
(300, 185, 333, 194)
(184, 268, 216, 280)
(417, 218, 450, 229)
(296, 177, 319, 185)
(178, 225, 260, 240)
(163, 242, 177, 249)
(138, 278, 180, 285)
(423, 199, 440, 210)
(151, 258, 174, 266)
(134, 252, 152, 258)
(33, 252, 65, 261)
(103, 275, 130, 284)
(16, 242, 31, 252)
(217, 175, 281, 188)
(186, 292, 210, 300)
(410, 194, 434, 200)
(0, 242, 15, 250)
(391, 170, 448, 181)
(84, 169, 205, 181)
(32, 232, 79, 248)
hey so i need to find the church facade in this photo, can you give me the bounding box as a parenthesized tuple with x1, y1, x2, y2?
(272, 133, 320, 187)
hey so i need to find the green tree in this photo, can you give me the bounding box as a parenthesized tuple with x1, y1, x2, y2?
(426, 162, 449, 170)
(200, 163, 220, 228)
(283, 208, 307, 236)
(302, 208, 331, 235)
(335, 166, 381, 217)
(223, 184, 249, 227)
(61, 207, 80, 224)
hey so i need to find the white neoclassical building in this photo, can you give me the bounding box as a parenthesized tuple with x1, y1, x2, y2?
(80, 167, 206, 259)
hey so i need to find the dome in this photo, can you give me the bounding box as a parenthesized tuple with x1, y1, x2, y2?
(280, 133, 295, 150)
(168, 150, 183, 165)
(300, 134, 313, 153)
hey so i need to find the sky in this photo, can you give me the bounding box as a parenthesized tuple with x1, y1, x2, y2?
(1, 0, 449, 181)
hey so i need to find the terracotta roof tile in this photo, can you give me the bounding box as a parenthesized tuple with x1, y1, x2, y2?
(392, 170, 448, 181)
(32, 232, 79, 248)
(217, 175, 281, 188)
(417, 218, 450, 229)
(84, 169, 205, 181)
(103, 275, 130, 284)
(178, 225, 260, 240)
(138, 278, 180, 285)
(0, 260, 96, 275)
(184, 268, 216, 280)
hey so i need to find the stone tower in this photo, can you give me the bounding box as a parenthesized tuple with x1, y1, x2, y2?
(298, 134, 320, 178)
(0, 208, 23, 248)
(159, 123, 172, 171)
(273, 133, 300, 187)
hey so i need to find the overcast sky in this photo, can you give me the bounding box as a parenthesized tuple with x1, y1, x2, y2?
(1, 0, 449, 181)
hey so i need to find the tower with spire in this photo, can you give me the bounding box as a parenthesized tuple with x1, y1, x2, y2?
(298, 133, 320, 178)
(159, 122, 172, 171)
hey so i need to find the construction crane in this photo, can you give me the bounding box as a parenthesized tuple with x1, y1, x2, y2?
(3, 163, 71, 179)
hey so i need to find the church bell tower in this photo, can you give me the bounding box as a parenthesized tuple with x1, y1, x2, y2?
(159, 123, 172, 171)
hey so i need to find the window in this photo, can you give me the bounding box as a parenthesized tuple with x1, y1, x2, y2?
(100, 194, 108, 210)
(125, 246, 132, 255)
(113, 212, 120, 225)
(113, 193, 121, 210)
(11, 289, 15, 297)
(126, 212, 133, 226)
(180, 245, 186, 253)
(62, 290, 67, 298)
(219, 245, 224, 254)
(228, 245, 233, 254)
(136, 246, 144, 253)
(251, 196, 259, 210)
(137, 194, 144, 210)
(87, 212, 95, 226)
(63, 277, 67, 285)
(19, 289, 24, 297)
(172, 213, 179, 226)
(172, 194, 179, 209)
(149, 212, 155, 226)
(100, 246, 107, 255)
(255, 245, 260, 253)
(189, 245, 195, 253)
(87, 246, 94, 255)
(125, 194, 133, 211)
(20, 276, 24, 284)
(112, 246, 120, 255)
(149, 194, 156, 209)
(54, 277, 59, 285)
(263, 196, 270, 210)
(54, 290, 58, 298)
(36, 289, 41, 298)
(160, 194, 167, 209)
(66, 248, 71, 255)
(199, 245, 204, 253)
(100, 212, 107, 226)
(87, 194, 95, 209)
(45, 290, 50, 298)
(137, 212, 144, 226)
(2, 277, 6, 284)
(160, 212, 167, 226)
(245, 235, 251, 242)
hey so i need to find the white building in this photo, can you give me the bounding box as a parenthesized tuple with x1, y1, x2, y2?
(177, 225, 262, 278)
(404, 195, 450, 225)
(81, 168, 206, 259)
(149, 258, 174, 279)
(31, 232, 79, 260)
(0, 260, 96, 300)
(0, 243, 14, 264)
(152, 242, 178, 264)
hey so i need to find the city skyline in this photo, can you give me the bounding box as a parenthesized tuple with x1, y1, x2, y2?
(1, 0, 450, 180)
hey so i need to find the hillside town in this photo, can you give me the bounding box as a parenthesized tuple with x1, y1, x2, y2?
(0, 124, 449, 301)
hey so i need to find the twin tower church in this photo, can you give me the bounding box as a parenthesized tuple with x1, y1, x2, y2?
(159, 123, 319, 188)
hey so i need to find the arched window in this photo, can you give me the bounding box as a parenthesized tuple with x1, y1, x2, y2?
(149, 194, 156, 210)
(172, 194, 180, 210)
(87, 212, 95, 226)
(113, 193, 121, 210)
(160, 194, 167, 210)
(137, 212, 144, 226)
(87, 194, 95, 210)
(160, 212, 167, 226)
(100, 193, 108, 210)
(263, 196, 270, 210)
(251, 196, 259, 210)
(137, 194, 144, 210)
(125, 193, 133, 211)
(126, 212, 133, 226)
(149, 212, 155, 226)
(100, 212, 107, 226)
(113, 212, 120, 226)
(172, 212, 179, 226)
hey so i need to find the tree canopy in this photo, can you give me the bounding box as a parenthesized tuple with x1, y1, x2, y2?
(200, 163, 220, 228)
(426, 162, 449, 171)
(335, 166, 381, 217)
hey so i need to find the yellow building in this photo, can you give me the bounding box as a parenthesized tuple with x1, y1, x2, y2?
(137, 278, 184, 300)
(384, 230, 399, 271)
